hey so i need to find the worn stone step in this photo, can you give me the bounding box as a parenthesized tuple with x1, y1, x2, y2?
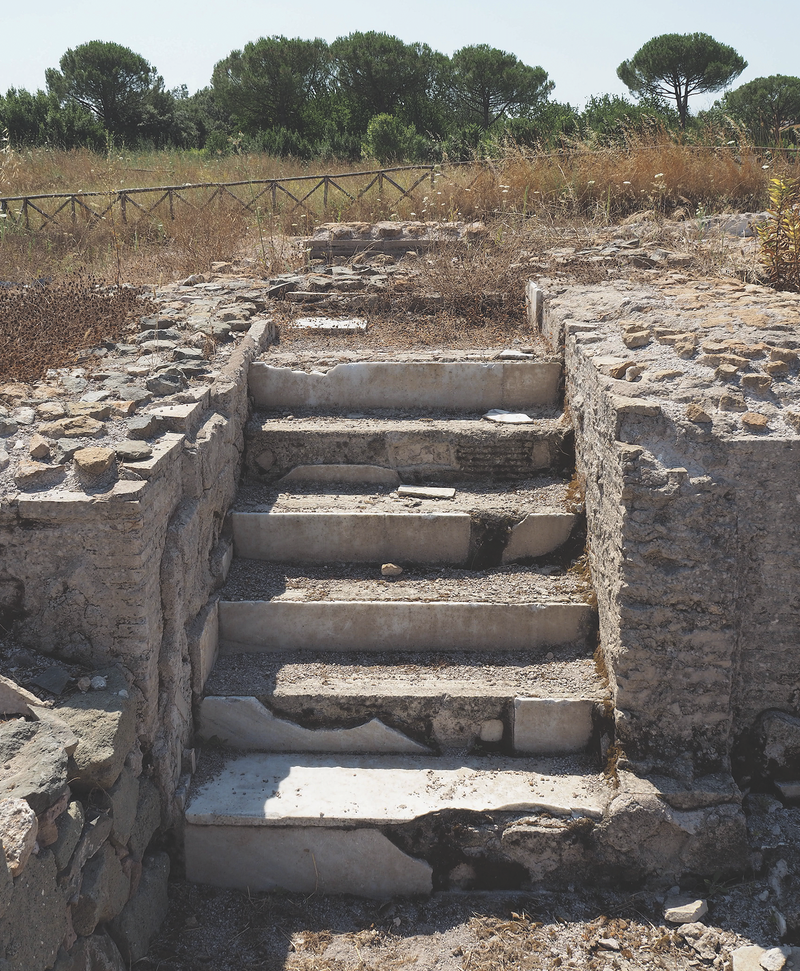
(218, 599, 594, 655)
(201, 650, 607, 754)
(244, 413, 572, 483)
(230, 502, 577, 565)
(218, 561, 594, 654)
(184, 752, 610, 897)
(249, 359, 562, 411)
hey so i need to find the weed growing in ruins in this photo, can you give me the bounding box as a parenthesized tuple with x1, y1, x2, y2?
(757, 176, 800, 291)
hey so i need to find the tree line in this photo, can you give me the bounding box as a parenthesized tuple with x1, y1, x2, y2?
(1, 32, 798, 162)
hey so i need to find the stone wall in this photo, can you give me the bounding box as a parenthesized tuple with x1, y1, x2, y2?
(534, 276, 800, 780)
(1, 320, 272, 970)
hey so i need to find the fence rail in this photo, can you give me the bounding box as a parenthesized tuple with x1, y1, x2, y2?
(1, 146, 797, 232)
(0, 165, 440, 230)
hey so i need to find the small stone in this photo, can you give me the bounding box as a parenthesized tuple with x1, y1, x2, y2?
(32, 665, 70, 695)
(397, 486, 456, 499)
(39, 416, 104, 439)
(741, 373, 772, 393)
(607, 360, 637, 379)
(479, 720, 504, 743)
(56, 439, 81, 461)
(664, 898, 708, 923)
(0, 797, 38, 876)
(0, 449, 9, 471)
(77, 677, 92, 693)
(675, 338, 697, 358)
(115, 441, 153, 462)
(716, 363, 739, 381)
(74, 447, 115, 476)
(36, 402, 66, 420)
(625, 365, 644, 381)
(742, 412, 768, 431)
(146, 373, 185, 396)
(622, 330, 651, 349)
(652, 369, 683, 381)
(14, 406, 35, 425)
(719, 391, 747, 412)
(760, 946, 791, 971)
(775, 781, 800, 803)
(111, 400, 139, 417)
(28, 433, 50, 459)
(765, 361, 789, 377)
(90, 676, 107, 691)
(381, 563, 403, 577)
(66, 402, 112, 420)
(785, 411, 800, 431)
(13, 460, 66, 488)
(127, 415, 161, 440)
(598, 938, 621, 951)
(770, 347, 798, 364)
(686, 403, 712, 424)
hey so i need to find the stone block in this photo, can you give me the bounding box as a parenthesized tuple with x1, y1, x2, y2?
(220, 601, 593, 654)
(188, 599, 219, 697)
(52, 932, 127, 971)
(0, 676, 41, 716)
(56, 669, 137, 791)
(72, 844, 131, 937)
(0, 850, 67, 971)
(249, 360, 559, 411)
(231, 511, 470, 564)
(502, 513, 577, 562)
(198, 696, 429, 754)
(108, 851, 169, 964)
(513, 698, 594, 755)
(0, 719, 69, 814)
(52, 801, 85, 872)
(107, 768, 139, 847)
(128, 778, 161, 861)
(185, 825, 431, 898)
(0, 798, 37, 877)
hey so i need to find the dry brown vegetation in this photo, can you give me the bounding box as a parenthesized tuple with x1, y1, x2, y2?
(0, 278, 154, 382)
(0, 134, 792, 285)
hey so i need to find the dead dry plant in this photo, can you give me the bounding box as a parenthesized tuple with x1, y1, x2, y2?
(0, 277, 154, 382)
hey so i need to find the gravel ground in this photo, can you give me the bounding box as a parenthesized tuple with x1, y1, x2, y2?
(142, 877, 788, 971)
(220, 560, 592, 605)
(205, 648, 601, 700)
(232, 476, 575, 520)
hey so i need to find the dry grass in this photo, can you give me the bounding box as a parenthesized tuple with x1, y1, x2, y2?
(0, 134, 792, 285)
(0, 277, 153, 382)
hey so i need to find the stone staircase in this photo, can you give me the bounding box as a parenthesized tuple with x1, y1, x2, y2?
(183, 352, 613, 897)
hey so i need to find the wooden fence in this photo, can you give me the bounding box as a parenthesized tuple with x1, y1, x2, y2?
(0, 165, 439, 231)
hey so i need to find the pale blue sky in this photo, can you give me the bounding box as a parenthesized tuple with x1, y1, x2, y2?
(3, 0, 798, 112)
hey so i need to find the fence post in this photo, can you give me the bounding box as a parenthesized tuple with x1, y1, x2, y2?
(23, 199, 29, 229)
(271, 182, 277, 211)
(120, 193, 127, 225)
(324, 176, 329, 209)
(168, 189, 175, 220)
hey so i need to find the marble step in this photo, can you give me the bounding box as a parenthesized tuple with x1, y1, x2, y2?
(244, 412, 572, 483)
(200, 649, 607, 755)
(249, 359, 562, 411)
(230, 505, 577, 565)
(184, 752, 610, 897)
(218, 596, 594, 655)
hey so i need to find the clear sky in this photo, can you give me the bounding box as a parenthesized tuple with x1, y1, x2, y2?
(2, 0, 798, 113)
